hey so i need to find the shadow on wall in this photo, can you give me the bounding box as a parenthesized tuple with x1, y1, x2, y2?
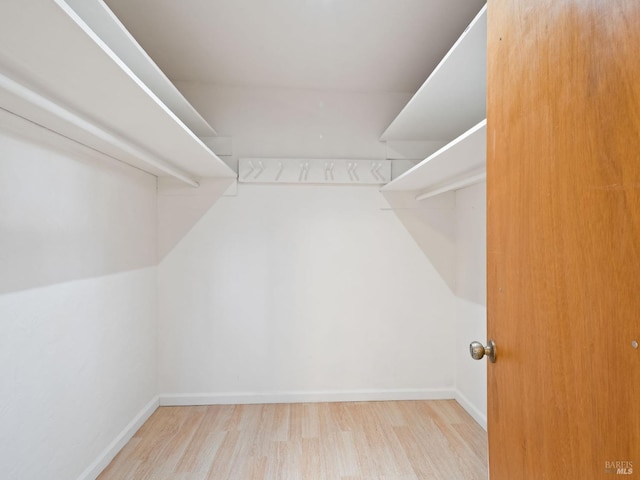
(382, 181, 487, 308)
(0, 126, 158, 294)
(157, 177, 236, 260)
(381, 190, 457, 293)
(1, 114, 239, 294)
(454, 181, 486, 307)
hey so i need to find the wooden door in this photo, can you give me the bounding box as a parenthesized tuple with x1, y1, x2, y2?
(486, 0, 640, 478)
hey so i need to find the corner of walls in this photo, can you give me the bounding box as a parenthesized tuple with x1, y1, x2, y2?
(379, 187, 488, 430)
(156, 176, 236, 260)
(0, 124, 161, 479)
(455, 389, 487, 430)
(453, 181, 487, 431)
(380, 189, 457, 292)
(76, 396, 160, 480)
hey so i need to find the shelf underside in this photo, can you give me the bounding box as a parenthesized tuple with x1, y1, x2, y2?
(382, 119, 486, 194)
(381, 5, 487, 142)
(0, 0, 234, 185)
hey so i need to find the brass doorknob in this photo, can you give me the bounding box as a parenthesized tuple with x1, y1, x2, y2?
(470, 339, 497, 363)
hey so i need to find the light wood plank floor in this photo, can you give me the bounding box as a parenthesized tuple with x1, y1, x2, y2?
(98, 400, 487, 480)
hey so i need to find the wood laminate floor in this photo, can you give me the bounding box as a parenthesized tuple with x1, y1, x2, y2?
(97, 400, 488, 480)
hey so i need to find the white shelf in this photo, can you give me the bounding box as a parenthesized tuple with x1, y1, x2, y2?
(380, 5, 486, 142)
(63, 0, 216, 138)
(381, 119, 486, 196)
(0, 0, 234, 186)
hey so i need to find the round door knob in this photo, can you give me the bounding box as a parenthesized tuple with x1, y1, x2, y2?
(469, 339, 497, 363)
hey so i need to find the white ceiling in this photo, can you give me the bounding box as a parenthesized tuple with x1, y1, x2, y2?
(103, 0, 486, 94)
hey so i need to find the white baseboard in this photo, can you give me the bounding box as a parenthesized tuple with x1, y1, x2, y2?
(77, 396, 159, 480)
(454, 389, 487, 431)
(160, 388, 455, 406)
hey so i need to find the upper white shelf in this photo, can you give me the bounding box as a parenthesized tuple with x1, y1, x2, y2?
(380, 5, 486, 142)
(381, 119, 486, 196)
(0, 0, 234, 186)
(63, 0, 216, 138)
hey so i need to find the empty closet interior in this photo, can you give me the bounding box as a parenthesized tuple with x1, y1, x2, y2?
(0, 1, 488, 478)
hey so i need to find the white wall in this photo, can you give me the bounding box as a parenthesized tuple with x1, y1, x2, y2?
(158, 184, 456, 402)
(0, 78, 483, 479)
(156, 83, 457, 403)
(381, 185, 487, 427)
(380, 191, 457, 291)
(175, 82, 412, 167)
(454, 182, 487, 428)
(0, 118, 158, 294)
(0, 126, 158, 480)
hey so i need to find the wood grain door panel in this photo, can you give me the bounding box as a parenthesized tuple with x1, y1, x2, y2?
(487, 1, 640, 478)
